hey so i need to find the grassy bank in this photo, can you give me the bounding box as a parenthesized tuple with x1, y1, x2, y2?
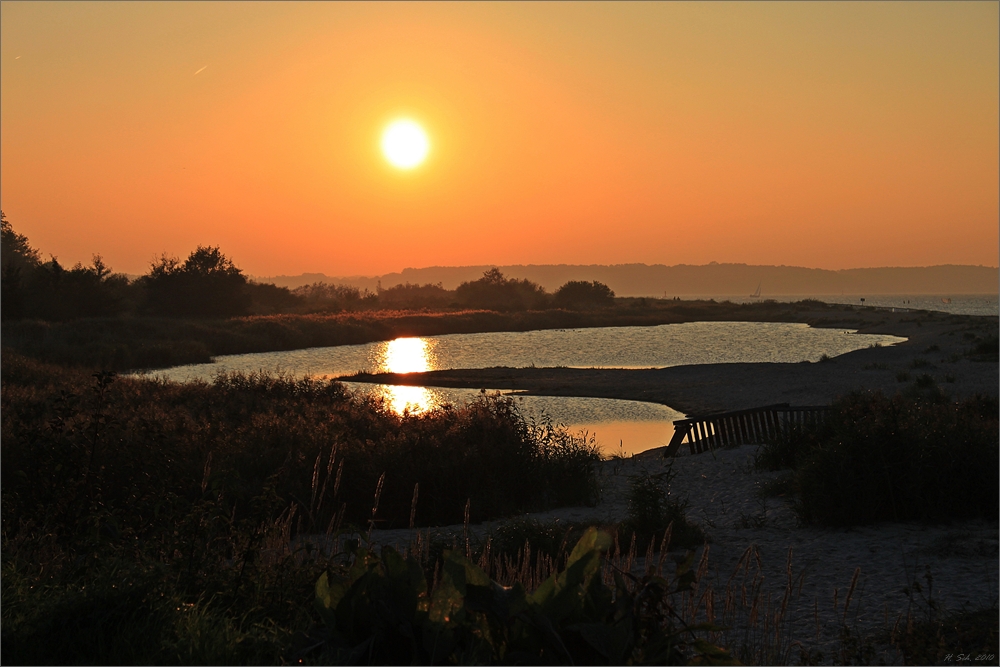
(0, 298, 861, 372)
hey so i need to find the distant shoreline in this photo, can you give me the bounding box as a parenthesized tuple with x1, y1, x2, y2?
(255, 263, 1000, 297)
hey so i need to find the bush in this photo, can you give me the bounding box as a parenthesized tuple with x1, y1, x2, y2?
(618, 467, 704, 552)
(756, 391, 999, 526)
(455, 269, 550, 311)
(554, 280, 615, 309)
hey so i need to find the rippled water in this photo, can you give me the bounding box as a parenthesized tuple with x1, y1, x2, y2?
(155, 321, 905, 383)
(147, 321, 904, 456)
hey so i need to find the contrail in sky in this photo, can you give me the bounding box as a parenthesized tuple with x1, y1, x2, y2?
(194, 65, 207, 75)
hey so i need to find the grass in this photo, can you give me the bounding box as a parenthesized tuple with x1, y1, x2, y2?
(754, 390, 999, 526)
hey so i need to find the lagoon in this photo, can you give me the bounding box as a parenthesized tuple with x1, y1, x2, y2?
(148, 321, 905, 456)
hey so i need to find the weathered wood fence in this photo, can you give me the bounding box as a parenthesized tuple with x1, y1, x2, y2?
(665, 403, 831, 455)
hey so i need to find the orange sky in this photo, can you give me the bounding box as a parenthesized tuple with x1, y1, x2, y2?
(2, 2, 997, 276)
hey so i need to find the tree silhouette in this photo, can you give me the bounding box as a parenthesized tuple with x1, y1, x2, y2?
(1, 211, 40, 320)
(142, 246, 251, 318)
(455, 269, 550, 311)
(554, 280, 615, 309)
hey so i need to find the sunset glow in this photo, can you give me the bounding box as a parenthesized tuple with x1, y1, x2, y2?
(1, 3, 996, 275)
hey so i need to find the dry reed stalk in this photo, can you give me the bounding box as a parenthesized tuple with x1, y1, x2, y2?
(655, 522, 673, 576)
(315, 442, 338, 515)
(260, 503, 297, 567)
(478, 535, 492, 576)
(778, 547, 793, 628)
(332, 460, 344, 499)
(366, 473, 385, 543)
(201, 451, 213, 494)
(310, 451, 322, 510)
(520, 541, 532, 589)
(842, 566, 861, 625)
(625, 532, 637, 574)
(409, 483, 419, 529)
(463, 498, 471, 559)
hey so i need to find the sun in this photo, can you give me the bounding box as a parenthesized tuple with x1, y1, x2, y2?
(381, 119, 430, 170)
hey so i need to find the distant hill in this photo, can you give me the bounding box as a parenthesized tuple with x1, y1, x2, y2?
(254, 263, 999, 297)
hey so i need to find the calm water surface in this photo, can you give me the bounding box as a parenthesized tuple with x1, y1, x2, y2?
(156, 322, 904, 382)
(149, 322, 904, 456)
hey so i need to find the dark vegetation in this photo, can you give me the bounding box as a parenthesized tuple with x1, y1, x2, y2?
(0, 350, 727, 664)
(305, 529, 733, 665)
(554, 280, 616, 309)
(0, 351, 617, 664)
(1, 213, 612, 323)
(619, 468, 704, 552)
(755, 390, 999, 526)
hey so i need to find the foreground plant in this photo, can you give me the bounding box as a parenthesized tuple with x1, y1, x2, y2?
(306, 528, 735, 665)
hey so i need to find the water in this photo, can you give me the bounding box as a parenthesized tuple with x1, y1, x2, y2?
(343, 384, 685, 457)
(147, 321, 905, 456)
(154, 322, 904, 383)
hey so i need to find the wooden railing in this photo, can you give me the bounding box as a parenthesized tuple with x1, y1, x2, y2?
(665, 403, 831, 455)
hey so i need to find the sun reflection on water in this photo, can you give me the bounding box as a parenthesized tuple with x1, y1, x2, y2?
(372, 337, 439, 415)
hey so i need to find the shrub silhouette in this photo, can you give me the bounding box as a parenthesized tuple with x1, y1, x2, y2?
(554, 280, 615, 309)
(142, 246, 252, 318)
(455, 268, 550, 311)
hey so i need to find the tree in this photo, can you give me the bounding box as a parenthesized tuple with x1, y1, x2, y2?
(554, 280, 615, 309)
(1, 212, 41, 320)
(142, 246, 251, 318)
(455, 269, 550, 311)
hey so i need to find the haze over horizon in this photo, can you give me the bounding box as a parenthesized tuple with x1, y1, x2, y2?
(2, 2, 997, 277)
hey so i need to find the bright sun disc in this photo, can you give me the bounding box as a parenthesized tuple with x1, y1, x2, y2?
(381, 119, 429, 169)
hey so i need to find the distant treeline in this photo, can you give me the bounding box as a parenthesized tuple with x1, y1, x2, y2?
(263, 261, 1000, 296)
(0, 214, 614, 321)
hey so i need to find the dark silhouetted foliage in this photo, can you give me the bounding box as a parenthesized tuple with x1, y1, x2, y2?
(555, 280, 616, 309)
(2, 213, 132, 320)
(376, 281, 453, 310)
(1, 211, 41, 320)
(246, 280, 301, 315)
(141, 246, 252, 318)
(755, 390, 999, 525)
(455, 268, 551, 311)
(291, 282, 377, 313)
